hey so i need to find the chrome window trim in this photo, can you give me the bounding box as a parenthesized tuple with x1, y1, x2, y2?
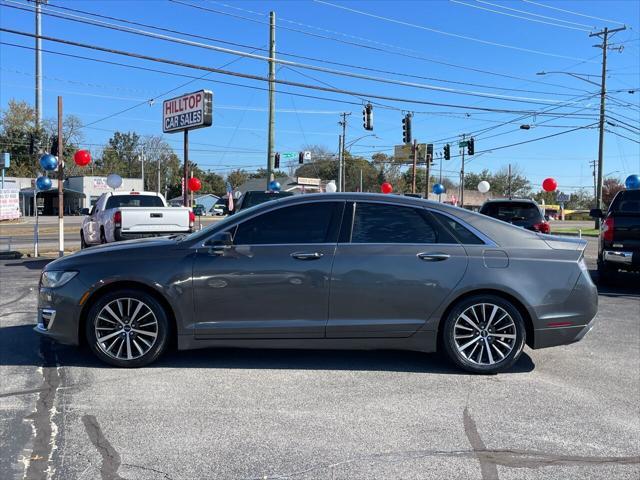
(426, 208, 497, 247)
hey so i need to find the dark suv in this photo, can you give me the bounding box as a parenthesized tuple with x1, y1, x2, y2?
(233, 190, 295, 213)
(479, 199, 550, 233)
(590, 189, 640, 282)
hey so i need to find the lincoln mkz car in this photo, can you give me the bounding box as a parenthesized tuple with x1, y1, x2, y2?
(35, 193, 598, 374)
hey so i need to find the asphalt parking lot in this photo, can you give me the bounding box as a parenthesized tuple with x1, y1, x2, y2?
(1, 239, 638, 480)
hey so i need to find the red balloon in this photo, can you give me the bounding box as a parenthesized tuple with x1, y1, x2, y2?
(73, 150, 91, 167)
(381, 182, 393, 194)
(188, 177, 202, 192)
(542, 177, 557, 192)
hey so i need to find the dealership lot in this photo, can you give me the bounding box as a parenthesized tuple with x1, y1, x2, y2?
(1, 242, 638, 480)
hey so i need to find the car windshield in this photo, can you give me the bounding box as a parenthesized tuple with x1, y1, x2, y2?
(481, 202, 541, 223)
(105, 195, 164, 209)
(241, 191, 294, 209)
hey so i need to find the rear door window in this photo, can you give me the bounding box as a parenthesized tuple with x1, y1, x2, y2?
(351, 203, 439, 244)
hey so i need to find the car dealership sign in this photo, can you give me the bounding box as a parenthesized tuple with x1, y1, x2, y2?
(163, 90, 213, 133)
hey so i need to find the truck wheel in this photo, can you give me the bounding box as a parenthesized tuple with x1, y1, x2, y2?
(80, 231, 88, 249)
(100, 229, 107, 244)
(598, 261, 616, 285)
(85, 289, 170, 367)
(442, 295, 526, 374)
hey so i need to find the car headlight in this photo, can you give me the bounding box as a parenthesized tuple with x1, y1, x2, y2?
(41, 271, 78, 288)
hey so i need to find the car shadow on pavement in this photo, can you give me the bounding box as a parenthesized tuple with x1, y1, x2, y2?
(0, 324, 536, 375)
(591, 270, 640, 297)
(3, 259, 54, 270)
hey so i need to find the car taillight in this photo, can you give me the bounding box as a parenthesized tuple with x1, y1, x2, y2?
(602, 216, 614, 242)
(113, 211, 122, 227)
(533, 221, 550, 234)
(189, 211, 195, 228)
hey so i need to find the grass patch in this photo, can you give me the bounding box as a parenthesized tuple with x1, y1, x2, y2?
(552, 227, 599, 237)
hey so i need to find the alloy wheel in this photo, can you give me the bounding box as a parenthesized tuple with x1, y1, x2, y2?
(453, 303, 516, 366)
(94, 298, 159, 361)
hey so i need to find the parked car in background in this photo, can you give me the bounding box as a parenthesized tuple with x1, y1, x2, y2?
(40, 193, 597, 373)
(232, 190, 295, 214)
(479, 199, 550, 234)
(193, 204, 206, 217)
(590, 189, 640, 282)
(210, 204, 227, 216)
(80, 191, 194, 247)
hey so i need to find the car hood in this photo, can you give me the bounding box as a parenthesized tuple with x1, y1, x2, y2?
(44, 237, 179, 270)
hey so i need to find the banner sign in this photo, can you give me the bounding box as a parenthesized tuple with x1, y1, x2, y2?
(0, 189, 20, 220)
(93, 178, 110, 190)
(163, 90, 213, 133)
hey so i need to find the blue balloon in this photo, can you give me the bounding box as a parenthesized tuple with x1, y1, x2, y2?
(625, 174, 640, 190)
(36, 176, 52, 191)
(432, 183, 446, 194)
(268, 180, 281, 192)
(39, 154, 58, 172)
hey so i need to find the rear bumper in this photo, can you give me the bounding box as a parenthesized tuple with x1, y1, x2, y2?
(114, 228, 191, 241)
(603, 250, 634, 265)
(532, 270, 598, 349)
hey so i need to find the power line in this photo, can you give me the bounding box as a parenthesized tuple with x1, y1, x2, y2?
(475, 0, 596, 29)
(2, 29, 598, 115)
(449, 0, 592, 31)
(0, 3, 580, 107)
(521, 0, 628, 27)
(313, 0, 594, 61)
(170, 0, 590, 93)
(4, 0, 585, 99)
(605, 129, 640, 144)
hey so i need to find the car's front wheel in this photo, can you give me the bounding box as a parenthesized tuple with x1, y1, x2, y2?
(86, 289, 170, 367)
(442, 295, 526, 374)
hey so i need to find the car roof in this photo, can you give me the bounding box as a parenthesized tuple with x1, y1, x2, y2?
(481, 198, 538, 204)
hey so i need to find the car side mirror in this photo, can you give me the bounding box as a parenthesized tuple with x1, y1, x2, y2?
(205, 231, 233, 249)
(589, 208, 603, 219)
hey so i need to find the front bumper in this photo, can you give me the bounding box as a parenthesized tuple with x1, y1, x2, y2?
(34, 283, 85, 346)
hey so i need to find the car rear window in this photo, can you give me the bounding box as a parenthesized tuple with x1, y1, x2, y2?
(105, 195, 165, 209)
(241, 191, 294, 209)
(480, 202, 542, 223)
(609, 190, 640, 214)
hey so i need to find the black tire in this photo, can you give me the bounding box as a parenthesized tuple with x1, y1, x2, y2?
(597, 261, 616, 285)
(100, 229, 107, 244)
(442, 294, 526, 374)
(85, 289, 170, 367)
(80, 231, 88, 249)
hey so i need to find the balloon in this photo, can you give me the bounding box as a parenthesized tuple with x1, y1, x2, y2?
(432, 183, 446, 195)
(106, 174, 122, 189)
(188, 177, 202, 192)
(73, 150, 91, 167)
(268, 180, 281, 192)
(625, 174, 640, 190)
(39, 154, 58, 172)
(36, 175, 52, 191)
(477, 181, 490, 193)
(325, 181, 337, 193)
(542, 177, 557, 192)
(381, 182, 393, 194)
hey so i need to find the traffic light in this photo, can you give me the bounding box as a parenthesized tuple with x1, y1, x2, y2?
(50, 135, 59, 156)
(402, 113, 412, 144)
(467, 137, 475, 156)
(274, 152, 280, 169)
(298, 152, 304, 164)
(363, 103, 373, 131)
(427, 143, 434, 164)
(443, 143, 451, 160)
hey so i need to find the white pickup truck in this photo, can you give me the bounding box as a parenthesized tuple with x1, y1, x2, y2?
(80, 191, 194, 247)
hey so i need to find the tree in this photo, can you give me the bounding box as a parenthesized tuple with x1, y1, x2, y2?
(602, 177, 624, 207)
(0, 100, 48, 177)
(464, 166, 530, 197)
(249, 168, 288, 179)
(99, 131, 141, 178)
(227, 169, 249, 189)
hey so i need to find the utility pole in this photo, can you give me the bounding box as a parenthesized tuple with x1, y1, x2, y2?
(589, 159, 597, 202)
(590, 25, 626, 228)
(338, 112, 349, 191)
(35, 0, 46, 125)
(157, 156, 161, 194)
(183, 130, 189, 207)
(57, 96, 64, 257)
(337, 134, 343, 193)
(508, 163, 512, 198)
(425, 153, 431, 199)
(459, 134, 466, 208)
(438, 153, 443, 203)
(411, 138, 418, 194)
(266, 11, 276, 189)
(140, 146, 145, 190)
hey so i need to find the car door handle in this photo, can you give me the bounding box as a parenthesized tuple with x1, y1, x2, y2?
(417, 252, 450, 262)
(291, 252, 324, 260)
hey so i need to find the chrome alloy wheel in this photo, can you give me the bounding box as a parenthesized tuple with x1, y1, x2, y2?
(453, 303, 516, 366)
(94, 298, 159, 361)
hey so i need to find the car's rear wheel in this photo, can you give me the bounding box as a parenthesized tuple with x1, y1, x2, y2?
(598, 261, 616, 285)
(80, 231, 87, 249)
(86, 289, 169, 367)
(100, 229, 107, 244)
(442, 295, 526, 374)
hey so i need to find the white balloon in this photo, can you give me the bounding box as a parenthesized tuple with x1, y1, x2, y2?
(106, 174, 123, 189)
(477, 181, 490, 193)
(325, 181, 337, 193)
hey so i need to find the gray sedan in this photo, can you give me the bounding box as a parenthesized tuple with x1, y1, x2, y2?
(35, 193, 597, 374)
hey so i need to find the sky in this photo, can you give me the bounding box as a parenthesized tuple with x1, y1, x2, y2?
(1, 0, 639, 192)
